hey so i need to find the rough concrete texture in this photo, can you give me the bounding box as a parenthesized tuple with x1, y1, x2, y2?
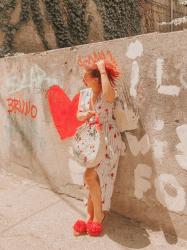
(0, 30, 187, 240)
(0, 169, 187, 250)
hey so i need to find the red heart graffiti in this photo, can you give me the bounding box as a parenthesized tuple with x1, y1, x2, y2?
(47, 85, 83, 140)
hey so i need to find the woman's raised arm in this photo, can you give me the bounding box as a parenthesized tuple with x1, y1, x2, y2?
(96, 60, 115, 103)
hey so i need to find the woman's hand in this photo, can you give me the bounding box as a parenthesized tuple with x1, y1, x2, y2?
(95, 60, 106, 73)
(86, 110, 96, 120)
(77, 110, 96, 121)
(96, 60, 115, 103)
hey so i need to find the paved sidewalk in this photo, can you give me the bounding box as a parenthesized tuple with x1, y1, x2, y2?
(0, 168, 186, 250)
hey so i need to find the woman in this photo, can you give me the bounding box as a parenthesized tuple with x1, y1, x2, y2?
(73, 59, 126, 237)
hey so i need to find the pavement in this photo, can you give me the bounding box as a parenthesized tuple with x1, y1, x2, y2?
(0, 168, 187, 250)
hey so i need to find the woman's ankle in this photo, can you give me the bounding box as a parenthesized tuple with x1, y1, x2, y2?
(86, 213, 94, 221)
(93, 211, 105, 223)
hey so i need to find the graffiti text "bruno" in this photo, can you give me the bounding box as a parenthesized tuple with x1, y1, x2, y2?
(7, 98, 38, 119)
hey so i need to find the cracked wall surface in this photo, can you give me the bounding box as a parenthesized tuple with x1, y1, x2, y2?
(0, 30, 187, 239)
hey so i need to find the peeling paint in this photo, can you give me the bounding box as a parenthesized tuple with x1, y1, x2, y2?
(1, 64, 58, 96)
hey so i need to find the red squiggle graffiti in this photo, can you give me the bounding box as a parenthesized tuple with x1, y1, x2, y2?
(77, 50, 118, 68)
(6, 98, 38, 119)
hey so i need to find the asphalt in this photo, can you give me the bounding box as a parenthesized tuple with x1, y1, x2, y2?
(0, 168, 186, 250)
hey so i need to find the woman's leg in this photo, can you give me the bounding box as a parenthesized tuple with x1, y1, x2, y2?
(84, 168, 105, 223)
(73, 191, 94, 236)
(86, 193, 94, 221)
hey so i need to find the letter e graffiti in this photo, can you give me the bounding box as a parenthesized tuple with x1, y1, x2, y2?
(155, 174, 186, 212)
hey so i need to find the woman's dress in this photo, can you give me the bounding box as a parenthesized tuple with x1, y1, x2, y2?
(79, 88, 126, 211)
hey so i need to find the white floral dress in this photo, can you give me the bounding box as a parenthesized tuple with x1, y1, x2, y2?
(78, 88, 126, 211)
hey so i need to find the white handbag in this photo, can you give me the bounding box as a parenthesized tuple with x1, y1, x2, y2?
(72, 116, 106, 168)
(72, 88, 106, 168)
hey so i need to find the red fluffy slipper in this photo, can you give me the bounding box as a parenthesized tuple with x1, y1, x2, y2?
(86, 216, 105, 237)
(86, 221, 103, 236)
(73, 219, 87, 235)
(73, 219, 93, 236)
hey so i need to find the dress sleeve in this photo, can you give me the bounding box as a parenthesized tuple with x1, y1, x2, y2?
(77, 88, 92, 112)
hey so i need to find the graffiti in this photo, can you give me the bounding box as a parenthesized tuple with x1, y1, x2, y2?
(156, 58, 181, 96)
(134, 164, 186, 213)
(126, 133, 150, 156)
(126, 40, 143, 98)
(77, 50, 118, 68)
(152, 139, 168, 164)
(131, 125, 186, 213)
(2, 64, 58, 96)
(153, 119, 164, 131)
(180, 67, 187, 89)
(126, 40, 186, 98)
(7, 97, 37, 119)
(121, 41, 187, 213)
(126, 40, 143, 60)
(155, 174, 186, 212)
(134, 164, 152, 199)
(47, 85, 83, 140)
(130, 61, 139, 97)
(0, 37, 186, 223)
(175, 124, 187, 171)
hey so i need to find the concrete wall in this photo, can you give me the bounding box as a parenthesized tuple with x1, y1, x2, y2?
(0, 30, 187, 240)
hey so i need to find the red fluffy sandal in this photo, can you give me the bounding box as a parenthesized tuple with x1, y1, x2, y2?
(73, 219, 87, 236)
(73, 219, 92, 236)
(86, 215, 106, 237)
